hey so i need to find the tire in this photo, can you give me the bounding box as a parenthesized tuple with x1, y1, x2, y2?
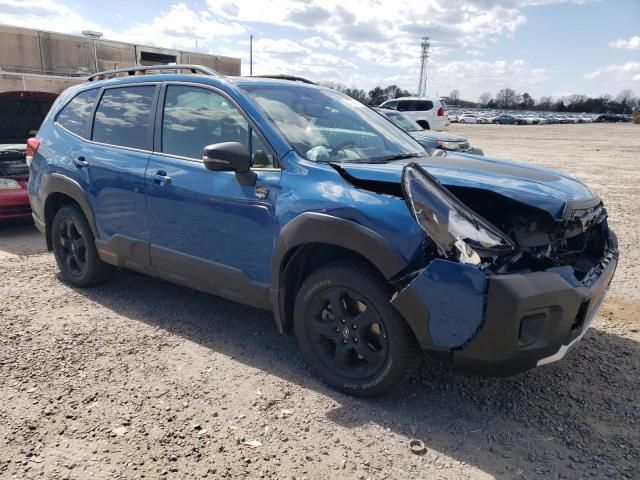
(459, 119, 465, 124)
(51, 204, 113, 287)
(293, 261, 421, 397)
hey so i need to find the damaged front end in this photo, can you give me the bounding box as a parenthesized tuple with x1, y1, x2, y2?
(392, 163, 618, 375)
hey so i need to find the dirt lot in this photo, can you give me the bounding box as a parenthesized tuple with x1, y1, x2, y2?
(1, 123, 638, 479)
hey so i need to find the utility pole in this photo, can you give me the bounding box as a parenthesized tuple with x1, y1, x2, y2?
(249, 34, 253, 76)
(417, 36, 430, 97)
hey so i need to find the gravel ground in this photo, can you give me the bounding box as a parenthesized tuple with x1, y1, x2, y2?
(1, 123, 638, 479)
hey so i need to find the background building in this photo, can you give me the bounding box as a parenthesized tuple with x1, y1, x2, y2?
(0, 25, 241, 93)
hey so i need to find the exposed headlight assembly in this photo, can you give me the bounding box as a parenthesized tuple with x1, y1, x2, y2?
(402, 163, 515, 265)
(0, 178, 22, 190)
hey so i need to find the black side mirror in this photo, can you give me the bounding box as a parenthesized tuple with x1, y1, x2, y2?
(203, 142, 256, 186)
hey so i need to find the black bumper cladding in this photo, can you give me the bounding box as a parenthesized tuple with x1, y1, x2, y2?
(392, 230, 618, 377)
(453, 251, 616, 376)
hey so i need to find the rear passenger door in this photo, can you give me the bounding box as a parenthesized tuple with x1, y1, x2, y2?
(145, 83, 281, 309)
(82, 84, 159, 273)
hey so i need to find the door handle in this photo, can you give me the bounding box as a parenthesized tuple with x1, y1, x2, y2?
(73, 156, 89, 168)
(153, 170, 171, 185)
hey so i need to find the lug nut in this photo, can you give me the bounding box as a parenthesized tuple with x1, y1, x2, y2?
(341, 319, 346, 324)
(353, 338, 358, 343)
(352, 324, 357, 329)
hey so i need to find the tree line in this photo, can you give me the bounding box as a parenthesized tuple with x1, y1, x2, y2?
(320, 81, 638, 114)
(457, 88, 637, 114)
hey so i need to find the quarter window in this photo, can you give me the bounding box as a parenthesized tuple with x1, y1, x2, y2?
(416, 100, 434, 111)
(92, 86, 156, 150)
(56, 89, 99, 137)
(161, 85, 273, 167)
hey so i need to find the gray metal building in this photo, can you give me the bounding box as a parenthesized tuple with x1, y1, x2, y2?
(0, 25, 242, 93)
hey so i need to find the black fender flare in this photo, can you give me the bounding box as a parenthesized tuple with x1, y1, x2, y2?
(270, 212, 409, 331)
(42, 173, 99, 246)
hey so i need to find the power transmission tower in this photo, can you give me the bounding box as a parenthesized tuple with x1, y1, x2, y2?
(417, 36, 430, 97)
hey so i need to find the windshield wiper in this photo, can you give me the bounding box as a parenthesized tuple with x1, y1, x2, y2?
(373, 153, 424, 163)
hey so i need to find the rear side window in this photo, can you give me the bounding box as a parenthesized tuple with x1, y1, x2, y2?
(416, 100, 434, 111)
(56, 89, 99, 138)
(93, 86, 156, 150)
(397, 101, 414, 111)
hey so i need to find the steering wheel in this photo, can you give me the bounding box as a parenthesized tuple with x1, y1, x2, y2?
(330, 141, 358, 157)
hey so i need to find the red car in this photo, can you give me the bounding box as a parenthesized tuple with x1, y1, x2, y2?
(0, 91, 57, 221)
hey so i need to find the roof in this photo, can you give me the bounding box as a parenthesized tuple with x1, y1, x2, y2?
(383, 97, 440, 101)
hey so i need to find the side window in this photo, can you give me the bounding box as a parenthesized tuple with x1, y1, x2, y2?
(93, 86, 156, 150)
(162, 85, 247, 160)
(384, 101, 398, 110)
(417, 100, 434, 111)
(56, 89, 99, 137)
(162, 85, 273, 167)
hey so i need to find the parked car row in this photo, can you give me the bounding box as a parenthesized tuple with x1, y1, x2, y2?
(447, 109, 633, 125)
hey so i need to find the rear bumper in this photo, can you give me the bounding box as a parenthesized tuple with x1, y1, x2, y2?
(392, 230, 618, 376)
(0, 183, 31, 220)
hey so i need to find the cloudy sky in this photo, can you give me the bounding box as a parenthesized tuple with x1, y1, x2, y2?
(1, 0, 638, 101)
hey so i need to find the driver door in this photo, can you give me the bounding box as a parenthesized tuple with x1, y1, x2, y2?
(145, 84, 281, 309)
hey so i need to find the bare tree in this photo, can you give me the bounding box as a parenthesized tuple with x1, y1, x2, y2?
(495, 88, 518, 109)
(478, 92, 492, 107)
(616, 89, 636, 113)
(537, 95, 553, 111)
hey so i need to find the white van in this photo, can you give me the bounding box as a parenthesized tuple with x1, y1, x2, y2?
(378, 97, 449, 131)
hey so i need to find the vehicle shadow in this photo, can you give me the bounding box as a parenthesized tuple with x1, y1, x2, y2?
(71, 268, 639, 479)
(0, 218, 46, 256)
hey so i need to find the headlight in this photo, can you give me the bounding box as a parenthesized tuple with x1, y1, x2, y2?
(402, 163, 515, 264)
(437, 140, 460, 151)
(0, 178, 22, 190)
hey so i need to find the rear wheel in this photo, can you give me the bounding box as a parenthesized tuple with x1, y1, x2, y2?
(294, 261, 420, 397)
(51, 204, 113, 287)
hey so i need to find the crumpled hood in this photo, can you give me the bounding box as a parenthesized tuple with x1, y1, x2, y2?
(334, 153, 599, 219)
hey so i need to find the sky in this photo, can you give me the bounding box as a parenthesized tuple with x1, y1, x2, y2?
(0, 0, 638, 101)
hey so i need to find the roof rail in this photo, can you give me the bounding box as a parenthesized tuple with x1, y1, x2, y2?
(254, 75, 316, 85)
(86, 64, 222, 82)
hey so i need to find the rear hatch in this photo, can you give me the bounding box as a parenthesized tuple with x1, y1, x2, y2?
(0, 91, 57, 178)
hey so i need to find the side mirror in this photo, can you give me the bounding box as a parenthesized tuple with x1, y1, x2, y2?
(203, 142, 256, 186)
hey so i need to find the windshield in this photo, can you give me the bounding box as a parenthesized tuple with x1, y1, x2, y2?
(379, 110, 422, 132)
(240, 84, 423, 163)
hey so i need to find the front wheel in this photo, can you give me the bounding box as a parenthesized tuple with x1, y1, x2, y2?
(294, 261, 420, 397)
(51, 204, 113, 287)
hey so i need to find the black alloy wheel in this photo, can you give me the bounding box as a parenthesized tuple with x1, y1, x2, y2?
(56, 218, 88, 277)
(294, 261, 420, 396)
(307, 286, 388, 380)
(51, 204, 113, 287)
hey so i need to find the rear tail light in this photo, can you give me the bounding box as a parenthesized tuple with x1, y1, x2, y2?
(26, 138, 41, 167)
(437, 107, 444, 117)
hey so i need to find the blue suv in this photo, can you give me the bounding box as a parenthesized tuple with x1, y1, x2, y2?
(28, 65, 618, 396)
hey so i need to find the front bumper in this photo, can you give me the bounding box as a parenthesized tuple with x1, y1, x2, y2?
(0, 179, 31, 221)
(392, 230, 618, 376)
